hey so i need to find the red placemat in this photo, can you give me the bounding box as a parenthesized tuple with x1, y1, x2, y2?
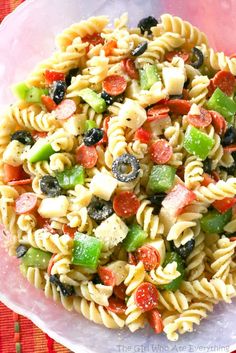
(0, 1, 72, 352)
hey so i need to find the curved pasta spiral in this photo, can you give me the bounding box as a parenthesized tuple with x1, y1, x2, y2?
(66, 74, 90, 98)
(207, 133, 223, 170)
(0, 200, 20, 254)
(146, 262, 180, 286)
(48, 128, 76, 152)
(17, 214, 37, 233)
(210, 237, 236, 281)
(127, 140, 148, 159)
(67, 207, 94, 233)
(21, 266, 46, 290)
(77, 281, 113, 306)
(184, 156, 204, 190)
(50, 253, 71, 275)
(189, 75, 210, 106)
(49, 153, 75, 172)
(82, 103, 104, 128)
(200, 44, 236, 75)
(107, 116, 127, 160)
(195, 178, 236, 204)
(83, 52, 109, 83)
(158, 290, 189, 313)
(23, 160, 54, 177)
(185, 231, 206, 281)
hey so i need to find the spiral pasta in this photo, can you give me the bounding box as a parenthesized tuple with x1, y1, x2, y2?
(189, 75, 210, 106)
(195, 178, 236, 204)
(185, 231, 206, 281)
(210, 237, 236, 281)
(158, 290, 190, 313)
(146, 262, 180, 286)
(77, 281, 113, 306)
(184, 156, 204, 190)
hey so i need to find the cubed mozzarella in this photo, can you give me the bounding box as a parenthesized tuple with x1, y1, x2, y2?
(118, 99, 147, 130)
(38, 196, 69, 218)
(90, 172, 117, 201)
(3, 140, 25, 166)
(63, 114, 86, 136)
(189, 103, 200, 116)
(106, 260, 128, 285)
(162, 67, 185, 95)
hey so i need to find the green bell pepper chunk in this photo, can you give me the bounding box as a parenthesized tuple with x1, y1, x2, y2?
(21, 247, 52, 270)
(25, 87, 49, 103)
(85, 120, 97, 132)
(147, 165, 176, 193)
(78, 88, 107, 114)
(162, 252, 185, 291)
(72, 233, 102, 269)
(28, 139, 56, 163)
(139, 65, 160, 90)
(12, 82, 29, 100)
(207, 88, 236, 123)
(200, 208, 232, 234)
(183, 125, 214, 160)
(123, 224, 147, 252)
(56, 165, 85, 190)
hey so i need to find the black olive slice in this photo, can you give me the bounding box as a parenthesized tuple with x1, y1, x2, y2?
(88, 197, 113, 222)
(131, 42, 148, 57)
(49, 274, 74, 296)
(190, 47, 204, 69)
(83, 128, 104, 146)
(16, 245, 28, 258)
(40, 175, 62, 197)
(112, 154, 140, 182)
(11, 130, 34, 146)
(171, 238, 195, 259)
(49, 80, 67, 104)
(138, 16, 158, 34)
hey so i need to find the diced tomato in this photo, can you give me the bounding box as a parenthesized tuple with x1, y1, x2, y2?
(113, 191, 140, 218)
(128, 252, 137, 266)
(54, 99, 76, 120)
(103, 115, 111, 133)
(134, 128, 151, 144)
(150, 139, 173, 164)
(147, 309, 164, 334)
(165, 50, 190, 63)
(209, 110, 227, 135)
(201, 173, 216, 187)
(135, 245, 160, 271)
(213, 197, 236, 214)
(62, 224, 77, 238)
(230, 53, 236, 59)
(223, 144, 236, 152)
(8, 178, 32, 186)
(147, 104, 170, 122)
(113, 283, 127, 300)
(47, 254, 56, 275)
(167, 99, 191, 115)
(134, 282, 159, 312)
(121, 58, 139, 80)
(82, 33, 104, 46)
(162, 184, 196, 216)
(103, 40, 117, 56)
(36, 214, 57, 234)
(98, 266, 116, 287)
(187, 108, 212, 128)
(207, 79, 216, 98)
(212, 70, 235, 96)
(102, 75, 127, 96)
(75, 145, 98, 168)
(45, 70, 65, 85)
(4, 164, 26, 183)
(229, 237, 236, 242)
(31, 131, 48, 140)
(107, 296, 127, 314)
(41, 95, 57, 112)
(15, 193, 38, 215)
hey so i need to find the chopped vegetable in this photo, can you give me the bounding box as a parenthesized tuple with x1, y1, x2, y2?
(21, 247, 52, 270)
(213, 197, 236, 214)
(134, 282, 159, 311)
(16, 245, 28, 258)
(78, 88, 107, 113)
(139, 64, 160, 90)
(134, 128, 151, 144)
(25, 87, 48, 103)
(15, 193, 38, 214)
(190, 47, 204, 68)
(72, 232, 102, 269)
(148, 193, 166, 214)
(11, 130, 34, 146)
(85, 120, 97, 132)
(147, 165, 176, 193)
(49, 274, 74, 296)
(112, 154, 140, 182)
(162, 252, 185, 291)
(222, 126, 236, 146)
(12, 82, 29, 100)
(171, 239, 195, 260)
(113, 192, 140, 219)
(123, 223, 147, 252)
(56, 165, 85, 190)
(45, 70, 65, 84)
(162, 184, 196, 216)
(103, 40, 117, 56)
(27, 139, 55, 163)
(41, 95, 57, 112)
(83, 128, 104, 146)
(200, 208, 232, 233)
(207, 88, 236, 122)
(183, 125, 214, 160)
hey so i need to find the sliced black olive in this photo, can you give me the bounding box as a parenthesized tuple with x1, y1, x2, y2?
(16, 245, 28, 258)
(148, 193, 166, 214)
(11, 130, 34, 146)
(83, 128, 104, 146)
(169, 94, 184, 100)
(88, 197, 113, 222)
(92, 274, 102, 284)
(222, 126, 236, 146)
(115, 94, 125, 103)
(138, 16, 158, 34)
(190, 47, 204, 69)
(131, 42, 148, 57)
(203, 158, 212, 174)
(40, 175, 62, 197)
(184, 79, 190, 89)
(220, 164, 236, 176)
(65, 68, 80, 86)
(171, 238, 195, 259)
(49, 274, 75, 297)
(101, 91, 115, 105)
(112, 153, 140, 182)
(49, 80, 67, 104)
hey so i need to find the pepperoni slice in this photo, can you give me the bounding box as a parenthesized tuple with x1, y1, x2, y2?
(107, 297, 127, 314)
(8, 178, 32, 186)
(211, 170, 220, 182)
(134, 128, 151, 144)
(103, 115, 111, 132)
(135, 245, 160, 271)
(134, 282, 159, 312)
(167, 99, 191, 115)
(147, 309, 164, 334)
(113, 191, 140, 218)
(75, 145, 98, 168)
(147, 104, 170, 122)
(121, 58, 139, 80)
(62, 224, 77, 238)
(54, 99, 76, 120)
(150, 139, 173, 164)
(103, 40, 117, 56)
(47, 254, 56, 275)
(113, 283, 127, 300)
(187, 108, 212, 128)
(209, 110, 227, 135)
(128, 252, 137, 266)
(45, 70, 65, 85)
(82, 33, 104, 46)
(212, 70, 235, 96)
(229, 237, 236, 242)
(207, 79, 216, 98)
(15, 193, 38, 214)
(165, 50, 190, 63)
(102, 75, 127, 96)
(223, 144, 236, 152)
(41, 95, 57, 112)
(98, 266, 116, 287)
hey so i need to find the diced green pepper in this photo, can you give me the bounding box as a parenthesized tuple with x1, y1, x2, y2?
(162, 252, 185, 291)
(28, 139, 56, 163)
(200, 208, 232, 233)
(147, 165, 176, 193)
(123, 223, 147, 252)
(21, 247, 52, 269)
(56, 165, 85, 190)
(207, 88, 236, 123)
(25, 87, 49, 103)
(78, 88, 107, 114)
(12, 82, 29, 100)
(72, 233, 102, 269)
(183, 125, 214, 160)
(139, 65, 160, 90)
(85, 120, 97, 132)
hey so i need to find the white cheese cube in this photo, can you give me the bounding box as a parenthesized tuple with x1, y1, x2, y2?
(162, 67, 185, 95)
(145, 238, 166, 265)
(63, 114, 86, 136)
(189, 103, 200, 116)
(90, 173, 117, 201)
(3, 140, 25, 166)
(106, 260, 128, 285)
(94, 213, 128, 250)
(38, 196, 69, 218)
(118, 99, 147, 130)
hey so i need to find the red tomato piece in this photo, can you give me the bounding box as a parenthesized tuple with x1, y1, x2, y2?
(187, 108, 212, 128)
(212, 70, 235, 96)
(15, 193, 38, 215)
(4, 164, 25, 183)
(223, 144, 236, 152)
(150, 139, 173, 164)
(162, 184, 196, 216)
(229, 237, 236, 242)
(103, 116, 111, 132)
(121, 58, 139, 80)
(165, 50, 190, 63)
(128, 252, 137, 266)
(103, 40, 117, 56)
(134, 282, 159, 312)
(201, 173, 216, 187)
(62, 224, 77, 238)
(82, 33, 104, 46)
(47, 254, 56, 275)
(31, 131, 48, 140)
(107, 297, 127, 314)
(41, 95, 57, 112)
(75, 145, 98, 168)
(213, 197, 236, 214)
(207, 79, 216, 98)
(8, 178, 32, 186)
(134, 128, 151, 144)
(102, 75, 127, 96)
(147, 309, 164, 334)
(45, 70, 65, 84)
(147, 104, 170, 122)
(54, 99, 76, 120)
(167, 99, 191, 115)
(209, 110, 227, 136)
(113, 191, 140, 218)
(113, 283, 127, 300)
(98, 266, 116, 287)
(230, 53, 236, 59)
(135, 245, 160, 271)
